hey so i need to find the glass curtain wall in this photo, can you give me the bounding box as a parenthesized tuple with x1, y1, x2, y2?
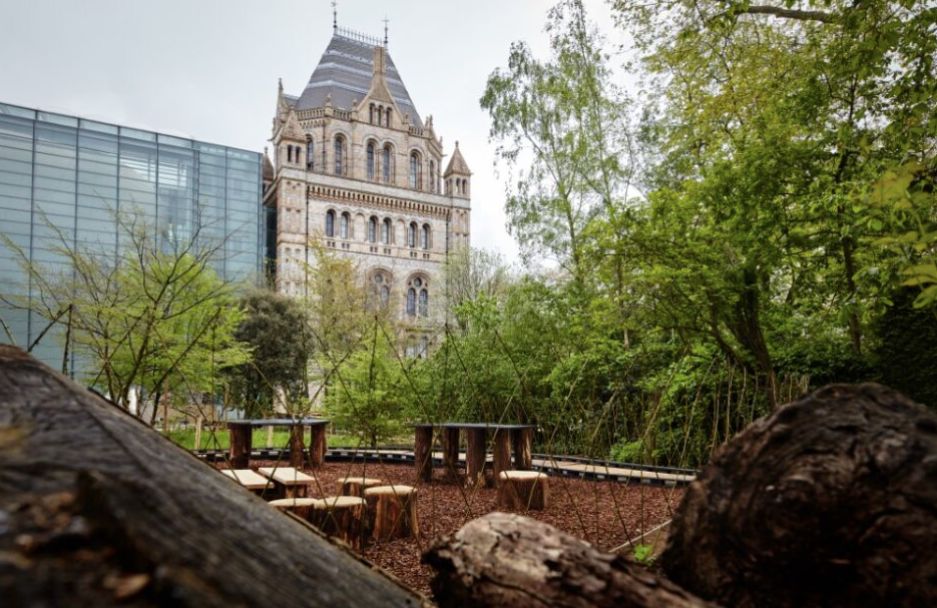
(0, 101, 262, 372)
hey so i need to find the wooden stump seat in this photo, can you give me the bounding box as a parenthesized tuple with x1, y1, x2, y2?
(310, 496, 367, 549)
(258, 466, 316, 498)
(268, 497, 318, 521)
(340, 476, 383, 497)
(364, 485, 419, 541)
(497, 471, 549, 510)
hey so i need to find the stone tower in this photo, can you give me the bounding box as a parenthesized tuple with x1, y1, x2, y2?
(264, 26, 471, 355)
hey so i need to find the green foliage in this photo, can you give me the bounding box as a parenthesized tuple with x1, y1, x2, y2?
(873, 288, 937, 408)
(632, 544, 654, 566)
(226, 290, 312, 418)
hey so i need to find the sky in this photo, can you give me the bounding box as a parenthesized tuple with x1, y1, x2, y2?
(0, 0, 623, 264)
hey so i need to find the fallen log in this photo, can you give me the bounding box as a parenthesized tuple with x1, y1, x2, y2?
(662, 383, 937, 608)
(0, 346, 424, 607)
(423, 512, 716, 608)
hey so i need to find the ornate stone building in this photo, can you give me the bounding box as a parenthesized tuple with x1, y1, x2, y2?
(263, 26, 471, 353)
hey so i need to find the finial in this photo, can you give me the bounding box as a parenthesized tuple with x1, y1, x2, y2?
(383, 16, 389, 47)
(455, 140, 459, 148)
(332, 0, 337, 31)
(278, 77, 283, 93)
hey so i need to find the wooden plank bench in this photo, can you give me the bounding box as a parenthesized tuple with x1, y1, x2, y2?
(258, 466, 316, 498)
(220, 469, 274, 494)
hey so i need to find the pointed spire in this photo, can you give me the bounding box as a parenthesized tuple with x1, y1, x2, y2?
(445, 140, 472, 176)
(332, 0, 337, 31)
(383, 16, 389, 47)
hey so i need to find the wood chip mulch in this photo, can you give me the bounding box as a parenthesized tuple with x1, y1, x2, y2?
(238, 460, 683, 597)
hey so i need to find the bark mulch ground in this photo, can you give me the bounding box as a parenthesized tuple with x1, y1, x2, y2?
(240, 460, 683, 596)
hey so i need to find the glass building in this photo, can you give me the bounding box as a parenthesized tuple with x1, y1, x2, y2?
(0, 101, 263, 371)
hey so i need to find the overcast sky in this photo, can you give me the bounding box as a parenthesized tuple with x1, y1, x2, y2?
(0, 0, 623, 263)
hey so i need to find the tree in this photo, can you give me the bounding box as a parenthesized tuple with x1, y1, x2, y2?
(0, 212, 249, 423)
(226, 290, 311, 418)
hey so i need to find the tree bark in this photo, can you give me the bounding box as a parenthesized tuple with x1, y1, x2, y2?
(229, 423, 252, 468)
(443, 428, 461, 481)
(424, 513, 715, 608)
(414, 426, 433, 483)
(340, 476, 383, 498)
(289, 423, 305, 468)
(309, 423, 327, 468)
(365, 485, 419, 542)
(310, 496, 367, 550)
(497, 471, 548, 510)
(492, 429, 513, 485)
(511, 427, 533, 470)
(0, 346, 422, 607)
(466, 428, 487, 486)
(662, 383, 937, 608)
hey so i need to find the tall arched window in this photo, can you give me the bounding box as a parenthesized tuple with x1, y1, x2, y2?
(406, 288, 416, 317)
(382, 144, 392, 182)
(325, 209, 335, 237)
(382, 218, 392, 244)
(369, 103, 375, 124)
(429, 161, 436, 192)
(306, 138, 314, 170)
(366, 141, 375, 180)
(385, 108, 391, 127)
(334, 135, 345, 175)
(408, 222, 417, 248)
(370, 271, 392, 309)
(409, 152, 422, 189)
(421, 224, 431, 249)
(286, 145, 293, 163)
(340, 212, 350, 239)
(418, 289, 428, 317)
(368, 216, 377, 243)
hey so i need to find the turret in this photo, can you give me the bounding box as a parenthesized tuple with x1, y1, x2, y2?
(443, 141, 471, 199)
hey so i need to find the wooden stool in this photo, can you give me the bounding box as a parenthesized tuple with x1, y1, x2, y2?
(498, 471, 549, 510)
(310, 496, 367, 550)
(364, 485, 419, 541)
(268, 497, 318, 521)
(340, 476, 383, 497)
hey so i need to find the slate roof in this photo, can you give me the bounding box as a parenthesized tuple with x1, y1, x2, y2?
(294, 33, 423, 129)
(444, 142, 471, 176)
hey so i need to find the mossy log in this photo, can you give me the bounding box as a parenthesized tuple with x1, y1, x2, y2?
(0, 346, 423, 608)
(662, 383, 937, 608)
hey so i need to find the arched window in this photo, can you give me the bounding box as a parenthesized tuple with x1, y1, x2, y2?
(385, 108, 392, 127)
(306, 138, 314, 170)
(334, 135, 345, 175)
(419, 289, 428, 317)
(369, 103, 375, 124)
(429, 161, 436, 192)
(409, 152, 422, 189)
(340, 212, 350, 239)
(382, 144, 392, 182)
(421, 224, 430, 249)
(286, 145, 293, 163)
(408, 222, 417, 248)
(369, 271, 392, 309)
(325, 209, 335, 237)
(368, 216, 377, 243)
(406, 288, 416, 317)
(382, 218, 392, 244)
(366, 141, 375, 180)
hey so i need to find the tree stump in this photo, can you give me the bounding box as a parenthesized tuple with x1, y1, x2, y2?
(511, 427, 533, 470)
(662, 383, 937, 608)
(443, 427, 461, 481)
(424, 513, 715, 608)
(268, 497, 318, 521)
(309, 423, 327, 468)
(497, 470, 548, 510)
(492, 430, 513, 487)
(228, 423, 252, 468)
(310, 496, 367, 550)
(340, 476, 383, 497)
(364, 485, 419, 541)
(288, 424, 305, 468)
(414, 425, 434, 482)
(465, 428, 487, 486)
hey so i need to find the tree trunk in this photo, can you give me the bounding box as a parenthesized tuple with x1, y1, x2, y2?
(365, 485, 419, 541)
(492, 429, 513, 485)
(511, 427, 533, 470)
(424, 513, 714, 608)
(465, 428, 487, 486)
(289, 423, 305, 468)
(310, 496, 367, 550)
(309, 423, 327, 468)
(414, 426, 433, 483)
(340, 476, 383, 498)
(497, 471, 548, 510)
(229, 423, 252, 469)
(443, 428, 460, 481)
(662, 383, 937, 608)
(0, 346, 422, 607)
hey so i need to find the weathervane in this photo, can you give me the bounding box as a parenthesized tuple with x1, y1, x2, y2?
(332, 0, 337, 31)
(383, 16, 389, 47)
